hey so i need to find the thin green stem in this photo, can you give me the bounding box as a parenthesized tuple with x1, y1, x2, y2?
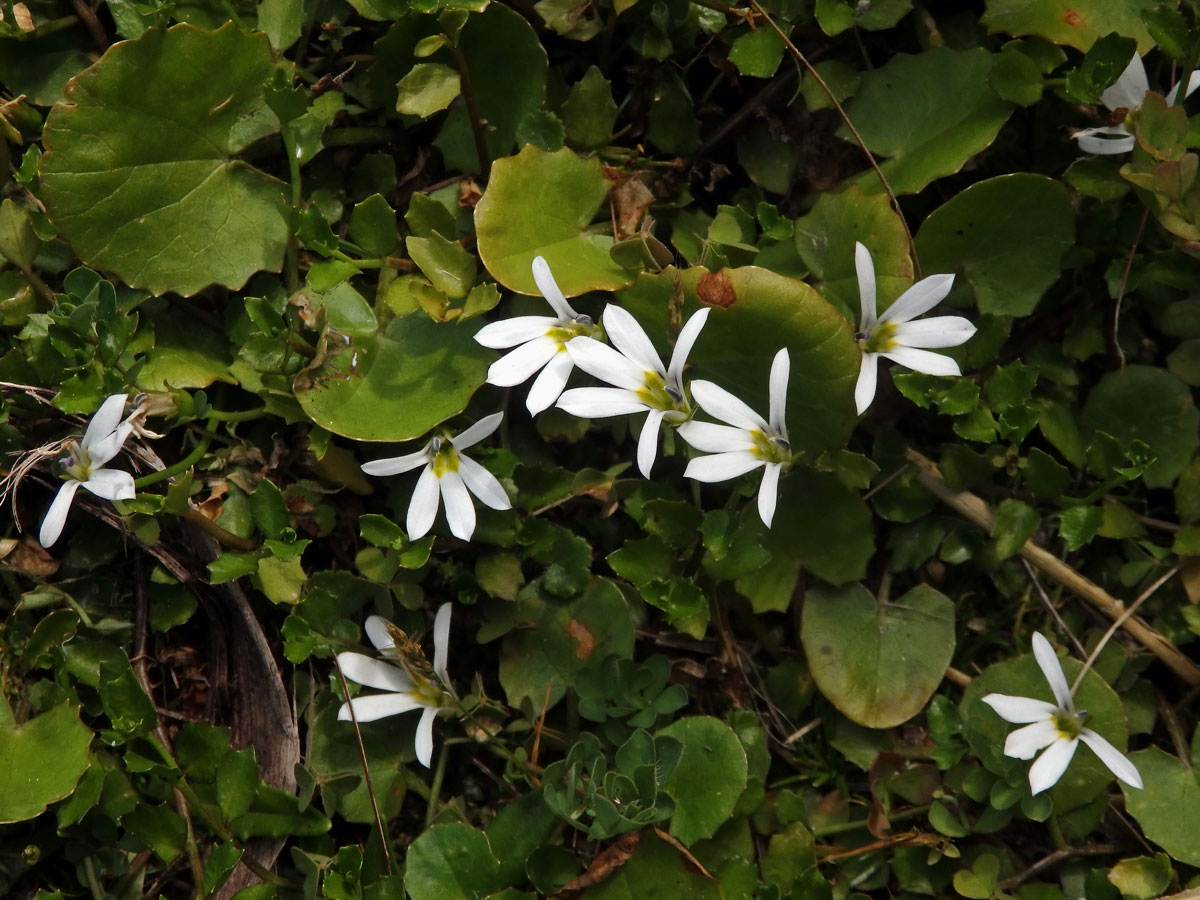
(449, 43, 491, 177)
(812, 803, 931, 838)
(284, 129, 303, 294)
(205, 405, 269, 423)
(426, 740, 450, 829)
(134, 434, 211, 489)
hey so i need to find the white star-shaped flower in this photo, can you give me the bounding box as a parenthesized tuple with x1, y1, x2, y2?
(677, 348, 791, 527)
(982, 632, 1143, 796)
(473, 256, 600, 414)
(40, 393, 137, 548)
(361, 413, 511, 542)
(853, 242, 976, 415)
(337, 603, 453, 768)
(1074, 53, 1200, 155)
(557, 305, 710, 477)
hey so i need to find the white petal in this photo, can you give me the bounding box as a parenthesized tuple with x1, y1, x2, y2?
(891, 316, 977, 349)
(566, 336, 648, 392)
(452, 412, 503, 450)
(855, 353, 879, 415)
(526, 348, 574, 414)
(39, 480, 81, 548)
(1074, 127, 1136, 155)
(981, 693, 1058, 724)
(486, 336, 559, 387)
(602, 305, 664, 376)
(1101, 53, 1148, 112)
(432, 602, 452, 685)
(557, 387, 648, 418)
(1079, 729, 1142, 789)
(677, 421, 757, 453)
(407, 465, 440, 539)
(1167, 69, 1200, 105)
(636, 409, 665, 478)
(684, 450, 764, 483)
(855, 241, 877, 330)
(365, 615, 395, 652)
(768, 348, 789, 435)
(337, 652, 414, 692)
(1029, 737, 1078, 795)
(414, 706, 438, 767)
(440, 470, 476, 541)
(1004, 719, 1061, 760)
(690, 380, 767, 431)
(362, 447, 430, 477)
(666, 308, 710, 386)
(86, 422, 134, 467)
(83, 468, 136, 501)
(82, 394, 128, 451)
(457, 454, 511, 511)
(338, 693, 424, 723)
(1031, 632, 1074, 712)
(474, 316, 559, 349)
(878, 273, 956, 325)
(880, 346, 962, 377)
(757, 463, 781, 527)
(532, 256, 577, 320)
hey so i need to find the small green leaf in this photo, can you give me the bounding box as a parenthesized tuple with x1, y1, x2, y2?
(562, 66, 618, 148)
(98, 651, 159, 735)
(349, 193, 399, 257)
(0, 700, 92, 824)
(395, 63, 461, 117)
(991, 498, 1039, 559)
(656, 717, 748, 846)
(404, 824, 505, 900)
(1107, 853, 1174, 899)
(408, 232, 477, 298)
(727, 27, 786, 78)
(217, 748, 259, 822)
(1124, 748, 1200, 865)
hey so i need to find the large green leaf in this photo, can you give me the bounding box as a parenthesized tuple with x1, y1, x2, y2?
(982, 0, 1154, 53)
(843, 48, 1013, 195)
(915, 173, 1075, 317)
(40, 24, 290, 297)
(618, 266, 859, 456)
(293, 314, 492, 442)
(404, 824, 506, 900)
(0, 700, 92, 824)
(1082, 365, 1199, 488)
(765, 470, 874, 586)
(1123, 747, 1200, 865)
(656, 716, 748, 846)
(802, 583, 955, 728)
(475, 145, 631, 296)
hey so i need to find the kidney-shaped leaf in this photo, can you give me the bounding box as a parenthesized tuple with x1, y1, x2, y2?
(843, 47, 1013, 195)
(0, 700, 92, 824)
(656, 716, 748, 846)
(802, 582, 955, 728)
(982, 0, 1154, 53)
(1123, 747, 1200, 865)
(476, 145, 632, 296)
(405, 824, 506, 900)
(294, 314, 493, 442)
(40, 24, 290, 297)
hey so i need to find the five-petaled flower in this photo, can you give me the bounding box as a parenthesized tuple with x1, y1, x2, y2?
(678, 348, 791, 527)
(361, 413, 510, 542)
(337, 604, 454, 768)
(473, 256, 600, 414)
(854, 242, 976, 415)
(982, 632, 1143, 796)
(40, 393, 137, 548)
(1074, 52, 1200, 155)
(557, 306, 710, 477)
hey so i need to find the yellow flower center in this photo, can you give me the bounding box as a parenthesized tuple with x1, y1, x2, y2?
(856, 321, 898, 354)
(62, 441, 93, 482)
(1052, 710, 1086, 741)
(750, 429, 791, 464)
(430, 437, 459, 478)
(635, 370, 691, 417)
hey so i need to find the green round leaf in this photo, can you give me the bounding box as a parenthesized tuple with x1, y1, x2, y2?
(982, 0, 1154, 53)
(962, 649, 1130, 811)
(915, 173, 1075, 317)
(1123, 747, 1200, 865)
(293, 314, 492, 442)
(475, 145, 633, 296)
(843, 47, 1013, 195)
(656, 716, 748, 846)
(1082, 365, 1200, 488)
(802, 582, 955, 728)
(404, 824, 505, 900)
(40, 24, 290, 297)
(0, 700, 92, 824)
(618, 266, 859, 456)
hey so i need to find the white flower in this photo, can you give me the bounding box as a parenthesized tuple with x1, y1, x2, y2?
(677, 348, 791, 527)
(40, 393, 137, 548)
(853, 242, 976, 415)
(473, 256, 600, 415)
(337, 604, 453, 768)
(982, 633, 1143, 796)
(1074, 53, 1200, 155)
(361, 413, 511, 542)
(557, 306, 710, 477)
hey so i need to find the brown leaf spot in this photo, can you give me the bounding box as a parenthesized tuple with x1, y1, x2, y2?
(611, 176, 655, 241)
(567, 618, 595, 660)
(1063, 8, 1082, 25)
(697, 270, 736, 308)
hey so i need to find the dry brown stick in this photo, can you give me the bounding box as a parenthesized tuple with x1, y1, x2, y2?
(905, 448, 1200, 686)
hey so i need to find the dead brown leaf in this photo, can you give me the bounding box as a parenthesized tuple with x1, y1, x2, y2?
(3, 537, 59, 577)
(555, 831, 641, 894)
